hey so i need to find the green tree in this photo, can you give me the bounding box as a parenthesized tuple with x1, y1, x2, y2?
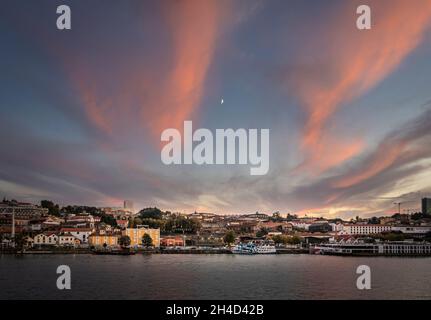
(272, 235, 287, 244)
(119, 235, 131, 248)
(101, 215, 117, 227)
(138, 207, 163, 219)
(142, 233, 153, 247)
(368, 217, 380, 224)
(384, 232, 405, 242)
(286, 235, 301, 245)
(224, 231, 236, 245)
(256, 227, 268, 238)
(165, 216, 201, 234)
(40, 200, 60, 216)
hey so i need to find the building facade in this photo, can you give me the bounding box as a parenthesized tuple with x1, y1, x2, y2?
(341, 224, 391, 235)
(88, 233, 119, 247)
(58, 233, 80, 247)
(124, 226, 160, 247)
(160, 236, 184, 247)
(33, 233, 58, 246)
(59, 228, 93, 243)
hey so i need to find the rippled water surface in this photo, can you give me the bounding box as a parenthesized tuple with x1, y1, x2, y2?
(1, 254, 430, 299)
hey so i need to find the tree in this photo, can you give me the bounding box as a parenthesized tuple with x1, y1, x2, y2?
(40, 200, 60, 216)
(119, 235, 131, 248)
(272, 235, 287, 245)
(271, 211, 283, 222)
(383, 232, 405, 242)
(164, 216, 201, 234)
(142, 234, 153, 248)
(138, 207, 163, 219)
(368, 217, 380, 224)
(286, 235, 301, 245)
(256, 227, 268, 238)
(224, 231, 236, 245)
(101, 215, 117, 227)
(128, 217, 135, 228)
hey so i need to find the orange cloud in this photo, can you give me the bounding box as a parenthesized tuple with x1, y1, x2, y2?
(334, 141, 407, 188)
(294, 135, 364, 175)
(293, 0, 431, 172)
(147, 0, 228, 136)
(64, 1, 228, 140)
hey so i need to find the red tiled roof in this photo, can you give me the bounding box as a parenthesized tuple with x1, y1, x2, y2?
(60, 228, 92, 232)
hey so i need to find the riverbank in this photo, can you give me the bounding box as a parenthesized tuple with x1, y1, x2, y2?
(0, 247, 307, 255)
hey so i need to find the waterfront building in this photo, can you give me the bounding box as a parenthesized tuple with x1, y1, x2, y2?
(391, 226, 431, 236)
(340, 224, 391, 235)
(59, 228, 93, 243)
(312, 240, 431, 256)
(33, 232, 58, 246)
(88, 232, 119, 247)
(160, 236, 185, 247)
(124, 226, 160, 247)
(58, 233, 81, 247)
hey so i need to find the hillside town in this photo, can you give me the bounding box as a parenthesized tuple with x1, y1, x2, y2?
(1, 197, 431, 254)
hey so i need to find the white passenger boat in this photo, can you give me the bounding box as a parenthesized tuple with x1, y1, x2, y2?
(231, 240, 276, 254)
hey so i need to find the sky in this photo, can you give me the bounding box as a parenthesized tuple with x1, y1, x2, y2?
(1, 0, 431, 218)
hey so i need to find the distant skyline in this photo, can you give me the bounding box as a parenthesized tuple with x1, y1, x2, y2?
(1, 0, 431, 218)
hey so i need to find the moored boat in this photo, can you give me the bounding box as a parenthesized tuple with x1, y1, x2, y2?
(231, 240, 276, 254)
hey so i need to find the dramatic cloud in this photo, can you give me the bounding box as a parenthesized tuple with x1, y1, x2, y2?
(290, 0, 431, 173)
(285, 108, 431, 217)
(1, 1, 431, 217)
(63, 0, 230, 141)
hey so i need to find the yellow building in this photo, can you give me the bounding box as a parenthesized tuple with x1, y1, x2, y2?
(88, 233, 119, 247)
(124, 226, 160, 247)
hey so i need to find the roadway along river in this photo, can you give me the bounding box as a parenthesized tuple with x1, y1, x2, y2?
(1, 254, 430, 299)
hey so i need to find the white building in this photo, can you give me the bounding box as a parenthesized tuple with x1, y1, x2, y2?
(391, 226, 431, 235)
(58, 233, 80, 247)
(290, 221, 311, 231)
(33, 233, 58, 246)
(329, 223, 344, 232)
(60, 228, 93, 243)
(340, 224, 391, 235)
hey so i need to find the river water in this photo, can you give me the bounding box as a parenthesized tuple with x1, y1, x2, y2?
(1, 254, 430, 299)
